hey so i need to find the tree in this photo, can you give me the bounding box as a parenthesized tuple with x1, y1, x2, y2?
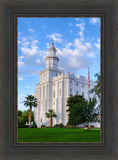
(18, 110, 28, 127)
(45, 109, 57, 127)
(66, 95, 85, 108)
(18, 109, 36, 128)
(66, 95, 99, 128)
(66, 95, 86, 126)
(18, 110, 23, 117)
(91, 73, 101, 114)
(84, 97, 98, 130)
(23, 95, 38, 128)
(91, 73, 100, 99)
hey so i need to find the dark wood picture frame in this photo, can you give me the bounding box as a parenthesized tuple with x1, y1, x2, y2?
(0, 0, 118, 159)
(15, 14, 104, 146)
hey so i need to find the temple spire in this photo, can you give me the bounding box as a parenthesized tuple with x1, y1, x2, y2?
(52, 39, 54, 46)
(45, 41, 59, 69)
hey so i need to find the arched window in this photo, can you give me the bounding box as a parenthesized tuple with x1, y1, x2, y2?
(53, 91, 55, 98)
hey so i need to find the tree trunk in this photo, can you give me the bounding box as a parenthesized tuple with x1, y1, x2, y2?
(50, 117, 52, 127)
(29, 107, 32, 128)
(87, 122, 89, 131)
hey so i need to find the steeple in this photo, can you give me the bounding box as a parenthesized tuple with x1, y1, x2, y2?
(48, 40, 57, 56)
(45, 41, 59, 69)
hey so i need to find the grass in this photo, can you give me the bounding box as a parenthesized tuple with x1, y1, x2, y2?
(18, 128, 100, 142)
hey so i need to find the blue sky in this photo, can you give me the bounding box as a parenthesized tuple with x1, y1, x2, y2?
(18, 17, 100, 111)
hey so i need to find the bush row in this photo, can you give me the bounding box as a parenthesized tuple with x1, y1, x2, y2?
(41, 124, 95, 128)
(18, 123, 37, 128)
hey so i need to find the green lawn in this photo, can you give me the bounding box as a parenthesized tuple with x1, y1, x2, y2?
(18, 128, 100, 142)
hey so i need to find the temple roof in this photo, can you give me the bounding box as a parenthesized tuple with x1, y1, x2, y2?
(48, 41, 57, 52)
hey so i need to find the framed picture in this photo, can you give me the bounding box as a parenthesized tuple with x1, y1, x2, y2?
(1, 0, 117, 159)
(17, 16, 102, 144)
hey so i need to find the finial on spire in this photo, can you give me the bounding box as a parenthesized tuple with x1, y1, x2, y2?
(52, 39, 55, 46)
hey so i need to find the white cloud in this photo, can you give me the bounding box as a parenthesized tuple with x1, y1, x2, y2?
(18, 61, 25, 67)
(18, 77, 23, 80)
(18, 56, 25, 67)
(18, 95, 25, 104)
(21, 40, 39, 56)
(46, 33, 63, 43)
(90, 18, 100, 25)
(21, 47, 38, 56)
(46, 42, 50, 48)
(26, 86, 31, 89)
(94, 38, 100, 49)
(76, 23, 85, 40)
(75, 18, 80, 21)
(18, 34, 96, 77)
(18, 69, 41, 76)
(56, 38, 95, 72)
(36, 59, 40, 64)
(57, 38, 94, 57)
(18, 40, 21, 44)
(28, 28, 35, 33)
(18, 32, 22, 36)
(86, 52, 96, 58)
(65, 42, 73, 49)
(18, 37, 47, 76)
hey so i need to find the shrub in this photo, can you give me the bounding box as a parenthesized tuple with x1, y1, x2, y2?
(18, 124, 28, 128)
(41, 125, 46, 128)
(58, 123, 64, 128)
(47, 126, 52, 128)
(90, 125, 95, 128)
(54, 123, 64, 128)
(32, 121, 37, 128)
(54, 124, 59, 128)
(64, 124, 75, 128)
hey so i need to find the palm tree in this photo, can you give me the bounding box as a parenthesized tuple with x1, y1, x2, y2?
(23, 95, 38, 128)
(45, 109, 57, 127)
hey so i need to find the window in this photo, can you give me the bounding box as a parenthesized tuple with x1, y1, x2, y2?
(70, 88, 72, 95)
(82, 92, 84, 97)
(76, 83, 78, 86)
(76, 91, 78, 95)
(43, 86, 45, 99)
(53, 91, 55, 98)
(82, 84, 84, 87)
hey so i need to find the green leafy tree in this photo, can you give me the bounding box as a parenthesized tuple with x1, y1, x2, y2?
(66, 95, 86, 126)
(84, 97, 98, 130)
(67, 95, 99, 128)
(45, 109, 57, 127)
(91, 73, 101, 114)
(67, 95, 85, 108)
(18, 110, 23, 126)
(18, 110, 23, 117)
(91, 73, 100, 99)
(23, 95, 38, 128)
(18, 109, 36, 127)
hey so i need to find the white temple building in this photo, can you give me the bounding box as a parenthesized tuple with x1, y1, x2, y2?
(34, 42, 100, 127)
